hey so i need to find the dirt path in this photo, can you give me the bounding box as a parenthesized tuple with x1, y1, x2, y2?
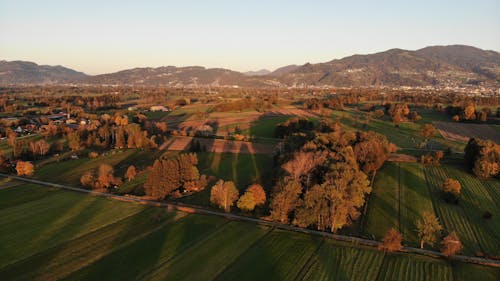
(1, 173, 499, 268)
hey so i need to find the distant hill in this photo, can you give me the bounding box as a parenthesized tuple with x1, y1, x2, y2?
(270, 64, 300, 76)
(279, 45, 500, 87)
(1, 45, 498, 87)
(0, 60, 88, 85)
(243, 69, 271, 76)
(86, 66, 273, 87)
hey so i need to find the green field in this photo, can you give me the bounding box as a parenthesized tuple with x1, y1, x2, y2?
(178, 152, 274, 206)
(34, 149, 159, 185)
(248, 116, 289, 138)
(0, 184, 498, 281)
(425, 165, 499, 256)
(366, 161, 500, 255)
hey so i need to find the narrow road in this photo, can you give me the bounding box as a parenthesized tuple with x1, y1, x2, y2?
(1, 173, 499, 268)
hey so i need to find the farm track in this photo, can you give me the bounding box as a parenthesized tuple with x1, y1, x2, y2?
(2, 173, 499, 268)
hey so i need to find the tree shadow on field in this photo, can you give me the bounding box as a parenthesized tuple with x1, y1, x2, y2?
(1, 195, 113, 280)
(66, 214, 226, 281)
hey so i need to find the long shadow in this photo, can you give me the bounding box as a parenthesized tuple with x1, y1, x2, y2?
(64, 214, 226, 281)
(0, 206, 161, 280)
(0, 191, 91, 268)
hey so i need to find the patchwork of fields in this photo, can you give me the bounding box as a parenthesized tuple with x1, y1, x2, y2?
(1, 182, 498, 281)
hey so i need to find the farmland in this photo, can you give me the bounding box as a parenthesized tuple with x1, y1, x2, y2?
(0, 183, 498, 281)
(364, 160, 500, 256)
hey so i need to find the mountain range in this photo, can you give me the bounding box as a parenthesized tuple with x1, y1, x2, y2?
(1, 45, 499, 88)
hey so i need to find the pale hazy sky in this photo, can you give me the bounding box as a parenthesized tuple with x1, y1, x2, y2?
(1, 0, 499, 74)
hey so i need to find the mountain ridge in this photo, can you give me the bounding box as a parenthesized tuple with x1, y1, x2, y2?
(1, 45, 499, 87)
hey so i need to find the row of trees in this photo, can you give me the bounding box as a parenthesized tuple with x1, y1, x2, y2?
(80, 164, 123, 190)
(380, 211, 462, 256)
(209, 180, 266, 212)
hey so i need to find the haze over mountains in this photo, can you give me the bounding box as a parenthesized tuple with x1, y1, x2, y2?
(1, 45, 499, 88)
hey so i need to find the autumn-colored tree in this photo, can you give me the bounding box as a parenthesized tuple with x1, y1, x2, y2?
(420, 123, 435, 140)
(281, 151, 327, 186)
(16, 161, 34, 176)
(97, 164, 121, 188)
(210, 180, 239, 212)
(417, 211, 442, 249)
(440, 178, 461, 199)
(246, 184, 266, 206)
(237, 191, 256, 212)
(125, 165, 137, 181)
(270, 179, 302, 223)
(80, 171, 95, 188)
(441, 231, 462, 257)
(379, 228, 403, 252)
(463, 103, 476, 120)
(452, 115, 460, 122)
(295, 162, 371, 232)
(66, 131, 82, 151)
(353, 131, 392, 175)
(464, 138, 500, 179)
(144, 158, 180, 199)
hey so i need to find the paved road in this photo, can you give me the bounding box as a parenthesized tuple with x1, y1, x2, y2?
(1, 173, 499, 268)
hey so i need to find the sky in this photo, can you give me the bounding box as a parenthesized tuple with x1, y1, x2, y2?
(1, 0, 499, 75)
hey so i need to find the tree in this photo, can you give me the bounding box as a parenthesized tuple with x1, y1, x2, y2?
(247, 184, 266, 206)
(210, 180, 239, 212)
(464, 138, 500, 179)
(464, 103, 476, 120)
(417, 211, 442, 249)
(67, 131, 82, 151)
(441, 231, 462, 257)
(439, 178, 461, 203)
(97, 164, 121, 188)
(420, 123, 435, 140)
(16, 161, 34, 176)
(379, 228, 403, 253)
(270, 179, 302, 223)
(353, 131, 392, 175)
(125, 165, 137, 181)
(80, 171, 95, 188)
(237, 191, 256, 212)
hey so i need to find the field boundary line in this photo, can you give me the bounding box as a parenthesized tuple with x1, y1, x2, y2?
(1, 173, 499, 268)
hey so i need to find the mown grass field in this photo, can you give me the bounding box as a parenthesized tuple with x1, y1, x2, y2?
(366, 159, 499, 256)
(0, 184, 498, 281)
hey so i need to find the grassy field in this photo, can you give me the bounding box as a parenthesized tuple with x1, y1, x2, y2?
(178, 152, 274, 206)
(424, 165, 499, 256)
(330, 108, 466, 152)
(34, 149, 159, 185)
(364, 162, 400, 240)
(298, 240, 384, 281)
(378, 253, 453, 281)
(0, 184, 498, 281)
(247, 116, 289, 138)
